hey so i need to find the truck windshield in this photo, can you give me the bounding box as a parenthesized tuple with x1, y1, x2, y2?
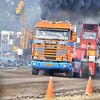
(82, 31, 96, 40)
(35, 28, 69, 40)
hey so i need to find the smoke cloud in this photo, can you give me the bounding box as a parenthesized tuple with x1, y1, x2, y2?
(39, 0, 100, 22)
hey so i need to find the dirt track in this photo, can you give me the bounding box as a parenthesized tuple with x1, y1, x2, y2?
(0, 67, 100, 100)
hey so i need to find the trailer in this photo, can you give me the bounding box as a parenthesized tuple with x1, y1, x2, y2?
(75, 23, 100, 78)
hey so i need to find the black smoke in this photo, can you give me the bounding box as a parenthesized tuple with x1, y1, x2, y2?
(39, 0, 100, 22)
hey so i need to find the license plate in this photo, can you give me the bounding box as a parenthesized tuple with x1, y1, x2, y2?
(45, 63, 54, 66)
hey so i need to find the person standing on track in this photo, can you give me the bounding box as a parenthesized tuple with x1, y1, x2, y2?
(23, 46, 28, 60)
(28, 45, 32, 60)
(16, 46, 23, 60)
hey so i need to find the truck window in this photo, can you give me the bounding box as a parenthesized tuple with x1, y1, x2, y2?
(35, 28, 70, 40)
(82, 31, 96, 40)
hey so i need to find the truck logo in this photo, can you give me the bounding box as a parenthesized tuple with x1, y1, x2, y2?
(45, 41, 58, 44)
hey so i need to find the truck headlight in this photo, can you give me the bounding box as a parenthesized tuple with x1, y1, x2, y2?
(33, 56, 38, 59)
(62, 64, 67, 67)
(62, 58, 68, 61)
(32, 63, 37, 65)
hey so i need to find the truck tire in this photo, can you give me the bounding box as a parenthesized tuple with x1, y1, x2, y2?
(75, 61, 83, 78)
(39, 70, 46, 75)
(75, 67, 83, 78)
(32, 67, 39, 75)
(65, 71, 72, 78)
(65, 66, 74, 78)
(82, 62, 89, 78)
(94, 63, 99, 78)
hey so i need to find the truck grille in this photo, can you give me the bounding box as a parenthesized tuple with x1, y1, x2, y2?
(45, 56, 56, 60)
(45, 44, 56, 60)
(34, 42, 68, 61)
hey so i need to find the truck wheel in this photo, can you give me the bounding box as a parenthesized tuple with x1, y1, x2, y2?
(82, 62, 89, 78)
(79, 67, 82, 78)
(65, 67, 74, 78)
(32, 67, 39, 75)
(89, 68, 92, 76)
(76, 67, 83, 78)
(39, 70, 46, 75)
(94, 64, 99, 78)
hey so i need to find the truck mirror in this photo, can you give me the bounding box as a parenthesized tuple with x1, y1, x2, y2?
(29, 30, 33, 40)
(72, 32, 76, 42)
(72, 35, 76, 42)
(72, 32, 76, 35)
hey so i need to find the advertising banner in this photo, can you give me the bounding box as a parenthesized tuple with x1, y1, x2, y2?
(81, 41, 96, 49)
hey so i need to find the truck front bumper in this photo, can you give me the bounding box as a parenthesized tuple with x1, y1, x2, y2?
(31, 60, 71, 71)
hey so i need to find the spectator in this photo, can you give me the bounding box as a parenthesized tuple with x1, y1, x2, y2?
(23, 46, 28, 60)
(16, 46, 23, 60)
(28, 45, 32, 60)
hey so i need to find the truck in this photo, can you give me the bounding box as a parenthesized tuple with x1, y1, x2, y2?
(29, 20, 83, 78)
(75, 23, 100, 77)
